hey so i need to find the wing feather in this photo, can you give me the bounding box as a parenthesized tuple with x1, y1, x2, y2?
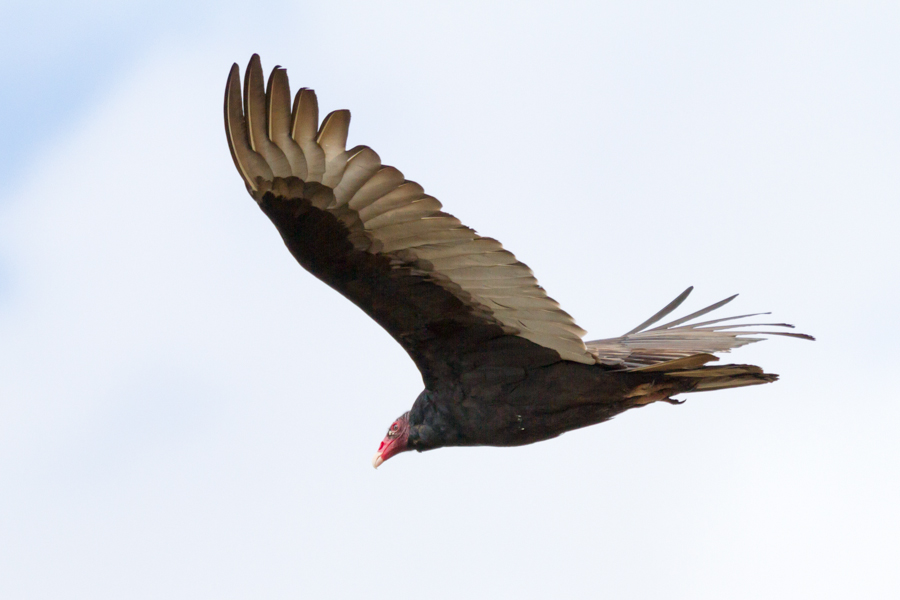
(332, 146, 381, 206)
(224, 64, 272, 190)
(291, 88, 325, 182)
(380, 229, 479, 253)
(317, 109, 351, 187)
(424, 251, 518, 269)
(243, 55, 292, 177)
(397, 238, 503, 260)
(265, 67, 308, 179)
(349, 167, 407, 210)
(481, 296, 561, 310)
(362, 201, 443, 229)
(356, 184, 428, 220)
(624, 286, 692, 335)
(224, 56, 598, 370)
(491, 307, 579, 324)
(439, 264, 535, 281)
(371, 216, 463, 240)
(587, 288, 814, 369)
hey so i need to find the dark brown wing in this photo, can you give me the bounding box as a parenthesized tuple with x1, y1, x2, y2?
(224, 56, 598, 385)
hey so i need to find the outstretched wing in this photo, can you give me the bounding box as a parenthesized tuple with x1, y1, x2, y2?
(225, 56, 598, 384)
(586, 287, 814, 370)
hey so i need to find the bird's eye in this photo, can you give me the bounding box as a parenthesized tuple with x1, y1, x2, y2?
(391, 423, 399, 431)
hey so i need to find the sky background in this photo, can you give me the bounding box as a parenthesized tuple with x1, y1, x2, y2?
(1, 1, 898, 598)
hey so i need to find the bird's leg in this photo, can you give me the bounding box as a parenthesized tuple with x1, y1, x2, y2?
(661, 396, 685, 405)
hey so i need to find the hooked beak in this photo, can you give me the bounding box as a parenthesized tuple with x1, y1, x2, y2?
(372, 452, 385, 469)
(372, 423, 408, 469)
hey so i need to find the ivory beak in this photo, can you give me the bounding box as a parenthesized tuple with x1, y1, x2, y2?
(372, 453, 385, 469)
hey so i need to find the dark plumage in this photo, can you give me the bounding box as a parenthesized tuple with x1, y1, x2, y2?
(224, 55, 813, 468)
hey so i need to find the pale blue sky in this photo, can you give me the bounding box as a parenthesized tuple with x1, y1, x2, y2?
(1, 1, 898, 598)
(0, 1, 207, 192)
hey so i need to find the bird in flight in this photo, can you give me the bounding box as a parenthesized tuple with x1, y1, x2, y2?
(224, 55, 812, 469)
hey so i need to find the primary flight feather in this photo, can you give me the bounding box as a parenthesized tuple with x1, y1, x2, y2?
(224, 55, 813, 468)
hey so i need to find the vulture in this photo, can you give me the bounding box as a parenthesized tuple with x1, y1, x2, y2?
(224, 55, 813, 469)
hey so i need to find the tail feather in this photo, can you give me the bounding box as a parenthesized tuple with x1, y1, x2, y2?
(631, 363, 780, 404)
(624, 358, 781, 407)
(665, 363, 778, 392)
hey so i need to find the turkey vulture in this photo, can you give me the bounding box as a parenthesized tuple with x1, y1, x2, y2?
(224, 55, 813, 469)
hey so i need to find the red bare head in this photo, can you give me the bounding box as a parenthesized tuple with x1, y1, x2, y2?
(372, 412, 410, 469)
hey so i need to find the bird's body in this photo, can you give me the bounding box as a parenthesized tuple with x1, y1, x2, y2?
(409, 365, 657, 451)
(225, 55, 812, 467)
